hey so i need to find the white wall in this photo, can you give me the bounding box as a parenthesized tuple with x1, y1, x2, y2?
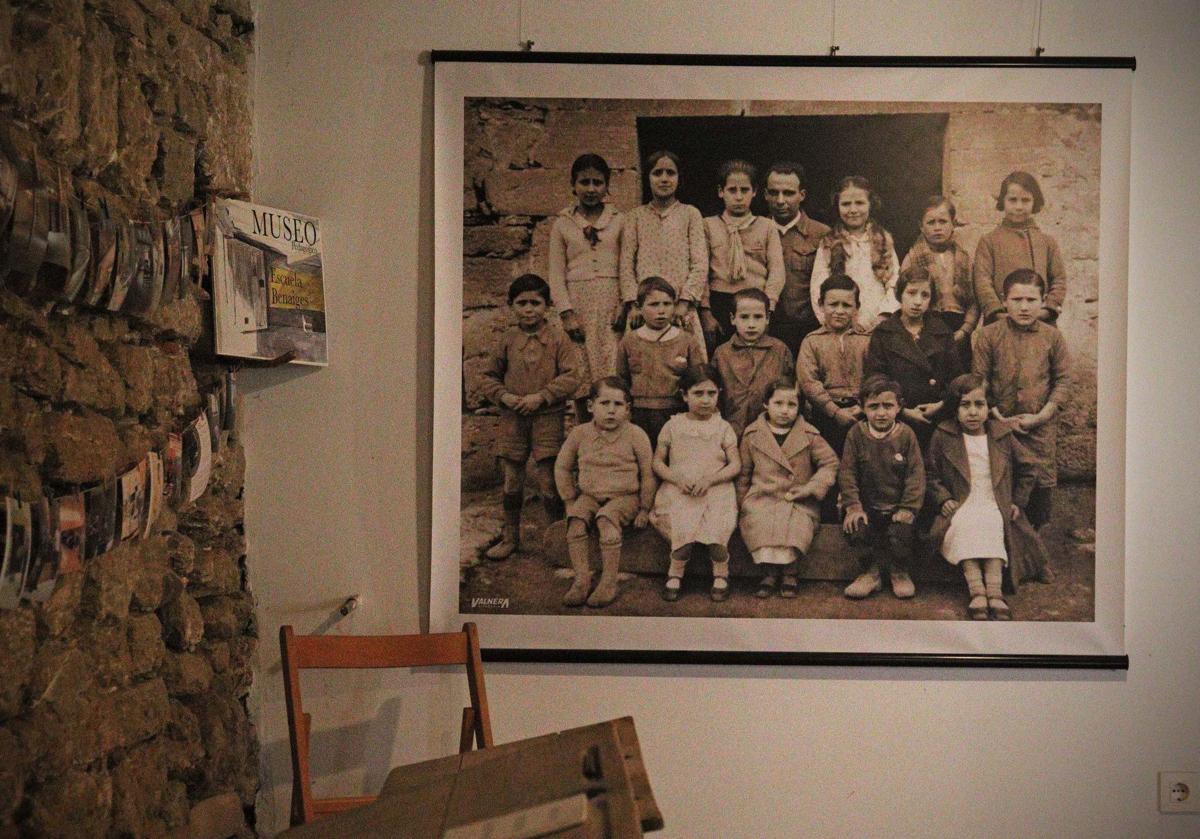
(247, 2, 1200, 836)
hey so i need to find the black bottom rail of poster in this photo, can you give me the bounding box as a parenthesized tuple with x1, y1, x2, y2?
(482, 648, 1129, 670)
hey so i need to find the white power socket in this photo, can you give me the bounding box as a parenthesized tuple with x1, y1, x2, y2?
(1159, 771, 1200, 814)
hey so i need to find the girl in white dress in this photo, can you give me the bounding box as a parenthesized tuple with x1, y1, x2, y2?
(927, 374, 1047, 620)
(651, 364, 741, 602)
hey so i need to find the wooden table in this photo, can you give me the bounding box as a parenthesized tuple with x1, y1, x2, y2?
(279, 717, 662, 838)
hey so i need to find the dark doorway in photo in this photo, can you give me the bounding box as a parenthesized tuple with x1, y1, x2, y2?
(635, 113, 950, 257)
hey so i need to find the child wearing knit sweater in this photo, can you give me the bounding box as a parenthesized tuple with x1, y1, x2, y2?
(901, 195, 978, 366)
(619, 150, 709, 357)
(809, 176, 901, 332)
(973, 171, 1067, 324)
(839, 375, 926, 600)
(711, 288, 795, 436)
(971, 268, 1070, 567)
(615, 276, 706, 450)
(554, 378, 655, 608)
(549, 153, 630, 421)
(478, 274, 582, 561)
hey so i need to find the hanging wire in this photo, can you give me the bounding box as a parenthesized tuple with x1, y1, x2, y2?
(518, 0, 534, 51)
(829, 0, 840, 55)
(1034, 0, 1046, 56)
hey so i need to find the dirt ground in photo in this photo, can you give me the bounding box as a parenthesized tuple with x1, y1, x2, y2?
(459, 484, 1096, 622)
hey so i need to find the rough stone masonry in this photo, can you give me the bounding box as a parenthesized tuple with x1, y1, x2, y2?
(1, 0, 257, 836)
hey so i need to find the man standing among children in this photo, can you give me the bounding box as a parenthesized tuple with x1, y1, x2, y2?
(764, 162, 831, 355)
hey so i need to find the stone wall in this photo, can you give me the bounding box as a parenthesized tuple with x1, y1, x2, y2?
(460, 98, 1101, 486)
(1, 1, 256, 836)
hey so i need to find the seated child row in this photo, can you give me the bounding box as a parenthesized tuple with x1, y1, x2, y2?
(481, 267, 1067, 616)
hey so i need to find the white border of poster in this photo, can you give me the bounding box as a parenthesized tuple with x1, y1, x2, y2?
(429, 56, 1129, 665)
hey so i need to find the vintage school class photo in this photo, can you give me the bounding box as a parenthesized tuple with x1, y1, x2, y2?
(430, 62, 1128, 659)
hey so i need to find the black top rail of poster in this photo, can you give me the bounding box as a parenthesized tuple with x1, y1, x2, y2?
(429, 51, 1135, 71)
(482, 648, 1130, 670)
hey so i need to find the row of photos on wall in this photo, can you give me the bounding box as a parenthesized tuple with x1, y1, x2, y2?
(0, 147, 211, 317)
(1, 141, 238, 609)
(2, 142, 329, 367)
(0, 376, 235, 610)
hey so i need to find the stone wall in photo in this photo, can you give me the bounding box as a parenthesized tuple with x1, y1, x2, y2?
(460, 97, 1100, 487)
(0, 1, 257, 835)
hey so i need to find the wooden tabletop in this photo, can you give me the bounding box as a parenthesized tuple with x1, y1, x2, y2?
(279, 717, 662, 838)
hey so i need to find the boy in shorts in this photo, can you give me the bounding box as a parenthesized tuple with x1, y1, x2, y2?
(554, 378, 655, 607)
(477, 274, 581, 559)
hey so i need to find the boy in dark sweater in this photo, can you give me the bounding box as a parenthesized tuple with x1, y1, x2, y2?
(838, 375, 926, 599)
(712, 287, 795, 436)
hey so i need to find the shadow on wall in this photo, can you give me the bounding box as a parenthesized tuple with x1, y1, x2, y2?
(260, 695, 403, 801)
(237, 363, 324, 397)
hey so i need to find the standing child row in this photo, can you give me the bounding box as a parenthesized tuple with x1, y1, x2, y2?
(545, 154, 856, 386)
(552, 149, 1066, 389)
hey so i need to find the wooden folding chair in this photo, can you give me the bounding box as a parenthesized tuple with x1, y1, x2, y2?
(279, 622, 494, 826)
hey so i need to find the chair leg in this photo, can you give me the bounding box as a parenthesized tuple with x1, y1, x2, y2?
(459, 706, 476, 752)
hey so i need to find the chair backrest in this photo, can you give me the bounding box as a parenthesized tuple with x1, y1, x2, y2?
(279, 622, 493, 825)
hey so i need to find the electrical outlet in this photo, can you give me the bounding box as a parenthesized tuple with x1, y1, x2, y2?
(1159, 771, 1200, 814)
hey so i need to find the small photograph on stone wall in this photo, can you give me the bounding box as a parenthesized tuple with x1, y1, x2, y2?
(55, 492, 86, 576)
(1, 497, 33, 609)
(83, 481, 118, 561)
(143, 453, 164, 541)
(120, 459, 148, 542)
(164, 433, 184, 505)
(207, 391, 223, 454)
(186, 414, 213, 504)
(432, 60, 1129, 661)
(21, 499, 60, 603)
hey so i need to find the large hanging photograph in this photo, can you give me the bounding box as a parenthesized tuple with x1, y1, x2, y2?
(430, 55, 1131, 666)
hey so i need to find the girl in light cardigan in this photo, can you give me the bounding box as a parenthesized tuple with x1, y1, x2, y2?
(619, 149, 709, 358)
(548, 153, 629, 419)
